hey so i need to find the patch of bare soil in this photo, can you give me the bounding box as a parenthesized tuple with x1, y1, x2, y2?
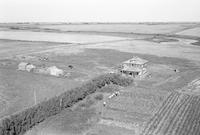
(98, 119, 138, 131)
(144, 36, 179, 43)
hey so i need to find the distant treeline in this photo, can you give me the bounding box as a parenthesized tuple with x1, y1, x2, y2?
(0, 73, 133, 135)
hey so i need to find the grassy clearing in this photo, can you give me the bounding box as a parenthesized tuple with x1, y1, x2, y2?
(27, 108, 98, 135)
(0, 67, 81, 118)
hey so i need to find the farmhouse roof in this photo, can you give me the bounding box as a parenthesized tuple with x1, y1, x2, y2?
(121, 66, 143, 72)
(123, 56, 148, 65)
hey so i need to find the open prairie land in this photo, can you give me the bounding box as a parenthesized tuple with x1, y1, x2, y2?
(0, 23, 200, 135)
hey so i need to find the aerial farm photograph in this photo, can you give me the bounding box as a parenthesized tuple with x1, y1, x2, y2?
(0, 0, 200, 135)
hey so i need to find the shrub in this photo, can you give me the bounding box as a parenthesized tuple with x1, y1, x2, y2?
(98, 84, 120, 93)
(94, 94, 103, 101)
(79, 99, 95, 108)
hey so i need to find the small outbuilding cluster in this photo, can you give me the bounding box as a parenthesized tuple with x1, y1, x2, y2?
(18, 62, 36, 72)
(18, 62, 65, 77)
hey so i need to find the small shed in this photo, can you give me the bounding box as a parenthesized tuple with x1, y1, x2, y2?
(18, 62, 29, 71)
(26, 64, 36, 72)
(34, 68, 49, 75)
(47, 66, 64, 77)
(18, 62, 36, 72)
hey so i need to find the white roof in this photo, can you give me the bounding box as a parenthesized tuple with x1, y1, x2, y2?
(123, 56, 148, 65)
(18, 62, 28, 66)
(47, 66, 64, 76)
(47, 66, 63, 72)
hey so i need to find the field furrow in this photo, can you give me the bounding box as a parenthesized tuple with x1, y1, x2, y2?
(170, 95, 194, 135)
(141, 92, 177, 134)
(162, 94, 190, 135)
(172, 96, 196, 135)
(177, 96, 197, 135)
(192, 109, 200, 135)
(150, 92, 181, 135)
(182, 96, 199, 135)
(187, 97, 200, 135)
(142, 92, 180, 135)
(141, 93, 200, 135)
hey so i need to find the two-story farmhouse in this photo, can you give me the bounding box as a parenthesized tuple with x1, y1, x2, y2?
(119, 56, 148, 77)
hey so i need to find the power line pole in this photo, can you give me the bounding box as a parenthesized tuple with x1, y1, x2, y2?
(34, 90, 37, 105)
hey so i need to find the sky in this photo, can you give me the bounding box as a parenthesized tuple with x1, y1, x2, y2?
(0, 0, 200, 22)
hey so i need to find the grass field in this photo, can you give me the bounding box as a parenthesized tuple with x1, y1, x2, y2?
(177, 27, 200, 37)
(35, 23, 197, 34)
(0, 31, 128, 44)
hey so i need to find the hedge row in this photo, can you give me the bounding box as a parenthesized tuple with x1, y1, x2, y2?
(0, 73, 133, 135)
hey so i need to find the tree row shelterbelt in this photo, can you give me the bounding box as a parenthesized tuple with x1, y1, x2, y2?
(141, 91, 200, 135)
(0, 73, 133, 135)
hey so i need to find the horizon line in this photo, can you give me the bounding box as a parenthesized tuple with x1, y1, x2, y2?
(0, 21, 200, 24)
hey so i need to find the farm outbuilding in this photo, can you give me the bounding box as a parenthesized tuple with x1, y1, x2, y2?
(18, 62, 65, 77)
(119, 56, 148, 77)
(47, 66, 64, 77)
(18, 62, 36, 72)
(26, 64, 36, 72)
(18, 62, 29, 71)
(34, 68, 49, 75)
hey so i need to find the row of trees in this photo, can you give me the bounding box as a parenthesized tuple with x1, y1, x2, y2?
(0, 73, 133, 135)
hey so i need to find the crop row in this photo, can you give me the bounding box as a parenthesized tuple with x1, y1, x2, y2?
(141, 92, 200, 135)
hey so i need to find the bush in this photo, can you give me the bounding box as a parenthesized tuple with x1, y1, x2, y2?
(94, 94, 104, 101)
(79, 99, 95, 108)
(0, 73, 133, 135)
(98, 84, 120, 93)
